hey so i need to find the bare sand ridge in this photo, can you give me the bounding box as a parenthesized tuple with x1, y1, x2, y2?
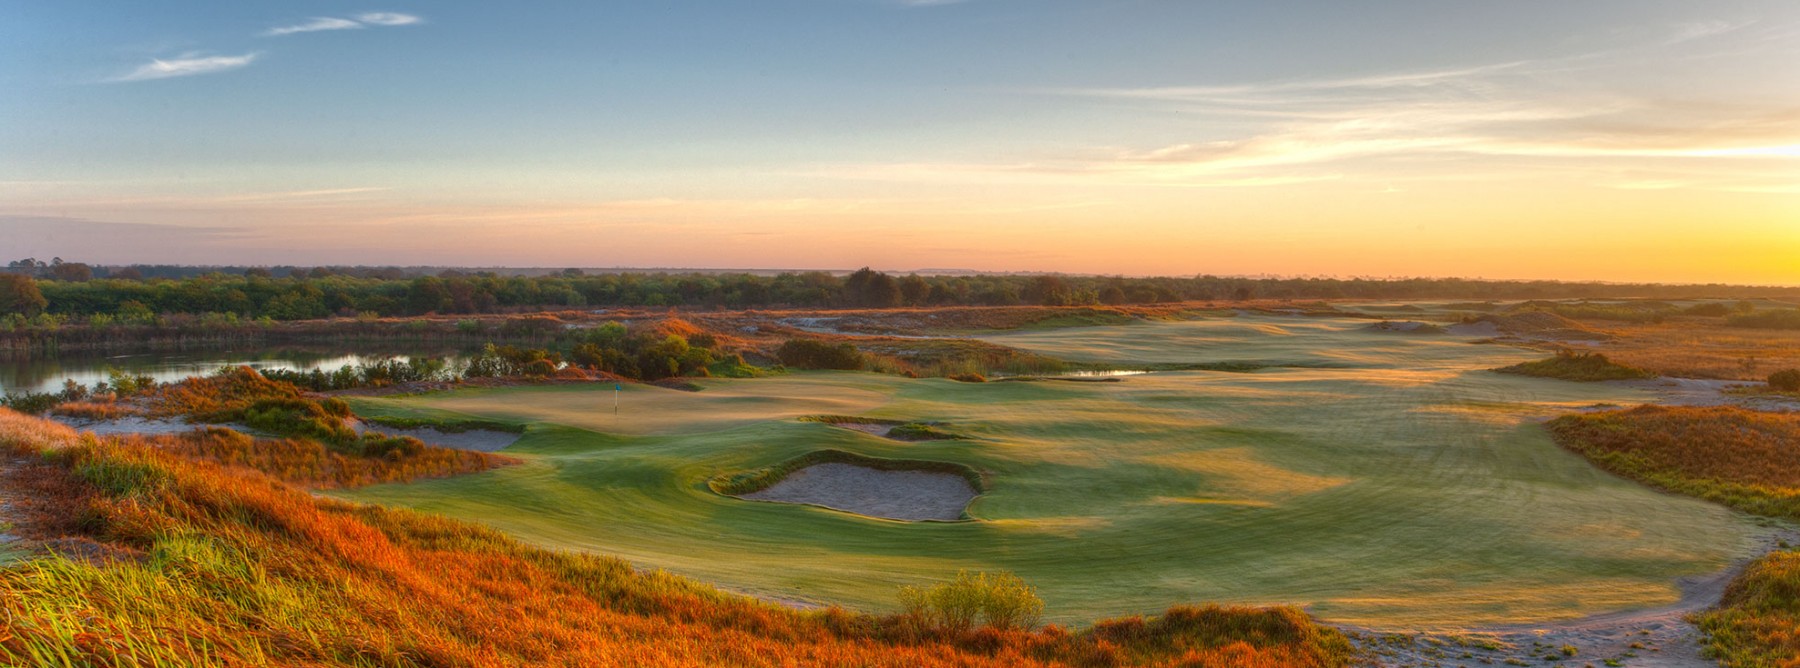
(350, 420, 521, 452)
(50, 416, 198, 437)
(741, 463, 977, 521)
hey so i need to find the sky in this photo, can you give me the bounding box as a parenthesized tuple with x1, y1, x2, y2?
(2, 1, 1798, 284)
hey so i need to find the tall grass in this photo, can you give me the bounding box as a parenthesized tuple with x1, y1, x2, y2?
(0, 408, 1354, 667)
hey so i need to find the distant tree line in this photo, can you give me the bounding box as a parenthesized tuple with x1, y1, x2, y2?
(5, 258, 1797, 322)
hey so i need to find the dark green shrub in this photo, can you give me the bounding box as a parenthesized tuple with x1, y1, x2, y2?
(1770, 369, 1800, 392)
(0, 392, 60, 415)
(776, 339, 864, 370)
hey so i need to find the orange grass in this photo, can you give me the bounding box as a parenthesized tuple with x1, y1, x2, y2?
(49, 400, 142, 420)
(0, 408, 1355, 667)
(156, 426, 513, 489)
(1559, 318, 1800, 381)
(1546, 405, 1800, 519)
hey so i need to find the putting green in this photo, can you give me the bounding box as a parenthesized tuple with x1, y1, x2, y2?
(338, 315, 1762, 628)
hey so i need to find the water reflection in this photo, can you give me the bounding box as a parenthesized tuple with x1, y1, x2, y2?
(0, 347, 473, 394)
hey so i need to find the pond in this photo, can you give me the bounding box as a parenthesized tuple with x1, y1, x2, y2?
(0, 347, 474, 395)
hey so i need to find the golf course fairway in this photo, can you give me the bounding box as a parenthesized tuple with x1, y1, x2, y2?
(337, 314, 1763, 628)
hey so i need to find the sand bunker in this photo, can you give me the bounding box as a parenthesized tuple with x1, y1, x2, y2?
(741, 463, 977, 521)
(350, 420, 521, 452)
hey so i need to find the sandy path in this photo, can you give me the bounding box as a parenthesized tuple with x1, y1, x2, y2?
(49, 416, 199, 437)
(741, 463, 976, 521)
(1615, 377, 1800, 411)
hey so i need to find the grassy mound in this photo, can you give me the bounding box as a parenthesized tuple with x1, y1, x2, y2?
(1546, 405, 1800, 665)
(1474, 311, 1608, 339)
(1494, 350, 1653, 381)
(799, 415, 907, 426)
(800, 415, 967, 441)
(710, 449, 984, 497)
(0, 409, 1354, 667)
(1547, 405, 1800, 520)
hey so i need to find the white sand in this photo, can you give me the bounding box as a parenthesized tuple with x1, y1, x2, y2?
(741, 462, 977, 521)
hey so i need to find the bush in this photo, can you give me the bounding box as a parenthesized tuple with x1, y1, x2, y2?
(1684, 302, 1733, 317)
(1494, 350, 1654, 381)
(899, 570, 1043, 632)
(1769, 369, 1800, 392)
(1728, 309, 1800, 330)
(776, 339, 865, 370)
(0, 392, 59, 415)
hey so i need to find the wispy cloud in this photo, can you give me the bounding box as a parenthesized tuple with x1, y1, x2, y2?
(264, 12, 421, 37)
(112, 52, 258, 82)
(839, 20, 1799, 191)
(356, 12, 422, 26)
(264, 17, 363, 36)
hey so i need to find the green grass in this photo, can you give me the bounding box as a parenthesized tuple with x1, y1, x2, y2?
(1494, 351, 1654, 382)
(338, 315, 1760, 629)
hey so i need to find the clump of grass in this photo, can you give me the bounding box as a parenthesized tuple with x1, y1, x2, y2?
(1088, 604, 1357, 667)
(798, 415, 906, 426)
(709, 449, 984, 498)
(899, 570, 1044, 632)
(1494, 350, 1654, 381)
(886, 423, 966, 441)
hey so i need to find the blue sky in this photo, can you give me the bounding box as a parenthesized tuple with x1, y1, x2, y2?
(2, 2, 1797, 282)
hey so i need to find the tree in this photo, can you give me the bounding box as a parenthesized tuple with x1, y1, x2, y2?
(48, 262, 93, 282)
(844, 267, 900, 308)
(407, 276, 450, 314)
(0, 274, 47, 316)
(898, 274, 930, 306)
